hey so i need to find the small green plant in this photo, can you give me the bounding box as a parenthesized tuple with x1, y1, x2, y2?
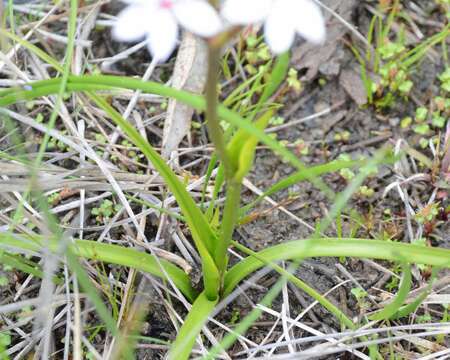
(352, 2, 449, 108)
(47, 131, 69, 152)
(92, 199, 121, 223)
(47, 192, 60, 206)
(415, 203, 440, 224)
(269, 115, 285, 125)
(400, 116, 412, 129)
(294, 139, 309, 156)
(414, 123, 430, 136)
(358, 185, 375, 198)
(439, 68, 450, 91)
(243, 35, 272, 74)
(416, 313, 432, 324)
(351, 287, 369, 311)
(415, 107, 428, 122)
(286, 68, 302, 93)
(334, 130, 351, 142)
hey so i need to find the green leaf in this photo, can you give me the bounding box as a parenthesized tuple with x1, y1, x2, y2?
(414, 123, 430, 135)
(0, 29, 63, 72)
(432, 113, 446, 128)
(224, 238, 450, 297)
(239, 159, 362, 218)
(391, 267, 438, 320)
(256, 52, 290, 108)
(167, 291, 218, 360)
(415, 107, 428, 122)
(227, 110, 273, 182)
(89, 94, 220, 300)
(232, 241, 355, 329)
(0, 252, 63, 285)
(206, 162, 225, 221)
(369, 263, 411, 320)
(316, 149, 391, 234)
(0, 233, 197, 302)
(0, 75, 334, 198)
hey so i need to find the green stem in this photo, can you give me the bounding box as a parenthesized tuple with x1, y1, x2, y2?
(205, 45, 242, 286)
(205, 46, 233, 179)
(214, 180, 241, 277)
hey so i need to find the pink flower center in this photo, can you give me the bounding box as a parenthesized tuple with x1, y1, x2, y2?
(159, 0, 173, 9)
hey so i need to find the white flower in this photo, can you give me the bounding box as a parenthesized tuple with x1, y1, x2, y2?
(222, 0, 326, 54)
(113, 0, 222, 61)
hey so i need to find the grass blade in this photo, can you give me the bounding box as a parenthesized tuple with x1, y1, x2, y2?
(232, 241, 355, 329)
(224, 238, 450, 296)
(391, 268, 438, 320)
(256, 52, 289, 108)
(168, 291, 218, 360)
(0, 232, 197, 301)
(0, 75, 334, 198)
(369, 263, 411, 321)
(239, 159, 362, 218)
(89, 93, 220, 300)
(0, 252, 63, 285)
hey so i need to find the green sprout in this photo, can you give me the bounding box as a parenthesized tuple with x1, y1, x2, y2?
(415, 107, 428, 122)
(351, 287, 369, 311)
(400, 116, 412, 129)
(340, 168, 356, 181)
(92, 199, 121, 224)
(358, 185, 375, 198)
(431, 112, 445, 128)
(413, 123, 430, 135)
(378, 41, 405, 60)
(334, 130, 350, 142)
(294, 139, 309, 156)
(415, 203, 439, 224)
(269, 116, 285, 126)
(439, 68, 450, 92)
(287, 68, 302, 93)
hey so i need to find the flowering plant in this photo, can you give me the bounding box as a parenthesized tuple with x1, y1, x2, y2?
(113, 0, 222, 61)
(222, 0, 326, 53)
(2, 1, 450, 359)
(113, 0, 326, 59)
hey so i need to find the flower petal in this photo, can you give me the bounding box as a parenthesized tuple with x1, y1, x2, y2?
(292, 0, 326, 44)
(146, 9, 179, 61)
(173, 0, 222, 37)
(112, 4, 155, 42)
(221, 0, 271, 25)
(264, 2, 296, 54)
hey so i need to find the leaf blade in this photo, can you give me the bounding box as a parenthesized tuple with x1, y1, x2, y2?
(0, 232, 197, 301)
(224, 238, 450, 296)
(168, 291, 218, 360)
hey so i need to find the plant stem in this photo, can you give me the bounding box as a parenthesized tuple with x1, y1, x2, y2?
(214, 180, 241, 276)
(205, 46, 233, 179)
(205, 43, 244, 285)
